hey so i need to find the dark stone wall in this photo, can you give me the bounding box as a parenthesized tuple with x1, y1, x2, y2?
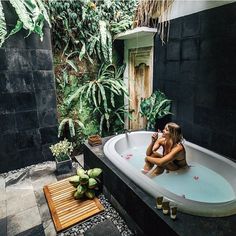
(0, 1, 58, 173)
(154, 3, 236, 160)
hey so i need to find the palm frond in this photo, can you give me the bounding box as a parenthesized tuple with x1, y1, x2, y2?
(9, 0, 34, 31)
(0, 2, 7, 47)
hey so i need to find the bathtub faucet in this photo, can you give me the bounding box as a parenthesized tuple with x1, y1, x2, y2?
(123, 129, 132, 135)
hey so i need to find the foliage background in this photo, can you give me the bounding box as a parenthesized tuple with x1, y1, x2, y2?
(48, 0, 138, 153)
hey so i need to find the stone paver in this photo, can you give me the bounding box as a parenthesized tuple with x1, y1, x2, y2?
(0, 176, 6, 202)
(7, 206, 42, 236)
(6, 188, 37, 216)
(43, 219, 57, 236)
(0, 200, 6, 219)
(0, 217, 7, 236)
(0, 161, 133, 236)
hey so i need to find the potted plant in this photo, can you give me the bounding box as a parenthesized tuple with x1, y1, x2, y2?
(140, 90, 172, 130)
(49, 139, 74, 174)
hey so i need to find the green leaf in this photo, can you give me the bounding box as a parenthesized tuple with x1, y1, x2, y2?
(0, 1, 7, 47)
(66, 59, 78, 72)
(79, 42, 86, 61)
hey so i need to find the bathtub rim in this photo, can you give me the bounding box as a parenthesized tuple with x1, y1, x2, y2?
(103, 131, 236, 217)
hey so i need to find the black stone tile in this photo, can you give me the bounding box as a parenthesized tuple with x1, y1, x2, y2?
(200, 37, 226, 59)
(40, 126, 58, 145)
(182, 14, 200, 37)
(16, 129, 41, 150)
(13, 92, 37, 112)
(31, 50, 53, 70)
(215, 85, 236, 110)
(193, 106, 213, 128)
(180, 121, 193, 141)
(2, 29, 26, 49)
(165, 62, 180, 81)
(190, 125, 212, 149)
(169, 17, 182, 39)
(155, 61, 166, 78)
(155, 37, 166, 62)
(178, 102, 194, 123)
(200, 3, 236, 37)
(211, 131, 234, 157)
(0, 72, 10, 93)
(194, 84, 217, 108)
(17, 148, 43, 167)
(15, 111, 39, 131)
(166, 40, 180, 61)
(84, 219, 121, 236)
(0, 49, 8, 70)
(17, 224, 45, 236)
(221, 110, 236, 134)
(0, 153, 18, 173)
(0, 133, 17, 155)
(38, 109, 58, 127)
(0, 93, 14, 113)
(25, 28, 52, 50)
(182, 38, 199, 60)
(42, 144, 54, 161)
(8, 71, 34, 93)
(33, 71, 55, 91)
(178, 82, 195, 102)
(0, 217, 7, 236)
(35, 89, 57, 111)
(164, 81, 179, 101)
(198, 60, 223, 84)
(0, 114, 16, 134)
(6, 49, 32, 71)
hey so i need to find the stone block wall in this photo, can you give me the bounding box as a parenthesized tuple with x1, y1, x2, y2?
(154, 2, 236, 160)
(0, 0, 58, 173)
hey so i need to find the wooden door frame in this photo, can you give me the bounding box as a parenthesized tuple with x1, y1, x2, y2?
(127, 46, 153, 130)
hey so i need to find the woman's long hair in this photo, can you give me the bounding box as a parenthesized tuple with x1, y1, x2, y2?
(166, 122, 183, 145)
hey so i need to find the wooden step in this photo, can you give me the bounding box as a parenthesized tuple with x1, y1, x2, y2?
(43, 178, 104, 232)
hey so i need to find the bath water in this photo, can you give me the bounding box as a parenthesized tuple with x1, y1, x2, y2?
(121, 146, 235, 203)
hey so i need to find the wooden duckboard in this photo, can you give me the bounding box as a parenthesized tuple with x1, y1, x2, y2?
(43, 178, 104, 232)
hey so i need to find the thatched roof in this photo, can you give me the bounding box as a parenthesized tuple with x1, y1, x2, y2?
(134, 0, 174, 43)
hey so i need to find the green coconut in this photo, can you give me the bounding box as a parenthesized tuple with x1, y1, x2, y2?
(85, 189, 95, 199)
(77, 184, 87, 194)
(69, 175, 80, 187)
(79, 174, 89, 185)
(88, 168, 102, 178)
(77, 168, 85, 177)
(88, 178, 97, 189)
(74, 190, 84, 199)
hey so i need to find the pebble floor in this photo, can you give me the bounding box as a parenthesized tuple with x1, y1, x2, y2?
(0, 161, 134, 236)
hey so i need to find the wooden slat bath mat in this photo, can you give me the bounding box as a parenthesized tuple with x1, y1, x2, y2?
(43, 178, 104, 232)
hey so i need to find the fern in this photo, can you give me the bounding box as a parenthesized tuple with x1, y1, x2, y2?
(9, 0, 34, 31)
(0, 1, 7, 47)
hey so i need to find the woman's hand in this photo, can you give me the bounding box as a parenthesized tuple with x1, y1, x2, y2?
(151, 132, 159, 142)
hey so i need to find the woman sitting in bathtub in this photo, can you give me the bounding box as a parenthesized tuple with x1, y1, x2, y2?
(142, 122, 188, 177)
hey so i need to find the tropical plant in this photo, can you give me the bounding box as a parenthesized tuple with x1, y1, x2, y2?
(49, 139, 74, 162)
(0, 0, 51, 47)
(67, 63, 130, 135)
(140, 90, 172, 130)
(48, 0, 137, 62)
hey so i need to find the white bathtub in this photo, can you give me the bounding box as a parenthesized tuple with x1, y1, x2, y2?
(103, 131, 236, 217)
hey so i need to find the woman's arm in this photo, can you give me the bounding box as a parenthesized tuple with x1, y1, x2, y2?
(146, 133, 159, 156)
(146, 144, 184, 167)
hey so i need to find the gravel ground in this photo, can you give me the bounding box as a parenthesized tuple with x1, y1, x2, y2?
(0, 161, 134, 236)
(58, 194, 134, 236)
